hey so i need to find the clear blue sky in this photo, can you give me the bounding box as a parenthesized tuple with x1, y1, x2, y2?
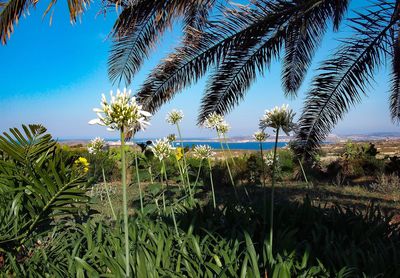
(0, 0, 398, 140)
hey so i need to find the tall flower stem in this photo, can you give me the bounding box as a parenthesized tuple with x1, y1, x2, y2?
(193, 159, 203, 188)
(207, 158, 216, 209)
(176, 123, 191, 196)
(161, 161, 167, 211)
(175, 157, 185, 191)
(259, 141, 268, 222)
(223, 134, 236, 166)
(101, 161, 117, 221)
(148, 165, 154, 184)
(120, 130, 130, 277)
(217, 132, 238, 199)
(164, 168, 179, 236)
(269, 128, 280, 253)
(134, 150, 144, 213)
(298, 158, 309, 188)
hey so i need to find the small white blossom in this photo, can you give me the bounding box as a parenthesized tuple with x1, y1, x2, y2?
(193, 145, 215, 160)
(148, 138, 173, 161)
(253, 130, 269, 142)
(265, 152, 280, 168)
(166, 109, 184, 125)
(89, 88, 152, 132)
(87, 137, 106, 154)
(166, 134, 176, 143)
(203, 112, 224, 130)
(217, 121, 230, 135)
(259, 104, 296, 135)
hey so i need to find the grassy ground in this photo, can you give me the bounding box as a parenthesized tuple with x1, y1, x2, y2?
(90, 180, 400, 220)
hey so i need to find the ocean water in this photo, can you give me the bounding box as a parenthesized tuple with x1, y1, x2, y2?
(170, 141, 287, 151)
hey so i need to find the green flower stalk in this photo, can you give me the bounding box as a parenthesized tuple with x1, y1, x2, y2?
(166, 109, 191, 196)
(149, 138, 173, 210)
(259, 104, 295, 253)
(204, 113, 238, 199)
(253, 130, 270, 219)
(89, 88, 151, 276)
(88, 137, 117, 220)
(193, 145, 216, 208)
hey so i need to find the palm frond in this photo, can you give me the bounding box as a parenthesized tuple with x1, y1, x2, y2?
(296, 1, 398, 156)
(136, 0, 351, 116)
(390, 24, 400, 123)
(0, 0, 30, 44)
(136, 0, 295, 114)
(198, 28, 285, 123)
(199, 0, 350, 121)
(282, 0, 350, 96)
(108, 0, 215, 85)
(108, 0, 172, 85)
(0, 0, 89, 44)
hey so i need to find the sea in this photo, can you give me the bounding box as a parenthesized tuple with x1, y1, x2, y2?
(59, 139, 287, 151)
(163, 141, 286, 151)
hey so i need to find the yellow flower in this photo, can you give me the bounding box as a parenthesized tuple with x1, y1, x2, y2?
(175, 147, 183, 161)
(74, 157, 90, 173)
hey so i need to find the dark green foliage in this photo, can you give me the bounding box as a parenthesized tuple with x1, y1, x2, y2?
(0, 125, 90, 255)
(384, 155, 400, 175)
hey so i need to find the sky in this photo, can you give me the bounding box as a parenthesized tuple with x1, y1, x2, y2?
(0, 0, 399, 140)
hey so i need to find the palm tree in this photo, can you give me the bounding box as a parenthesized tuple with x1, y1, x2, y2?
(0, 0, 90, 44)
(2, 0, 399, 156)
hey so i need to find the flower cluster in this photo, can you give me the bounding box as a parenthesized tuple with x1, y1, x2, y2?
(166, 109, 184, 125)
(148, 138, 173, 161)
(203, 112, 224, 130)
(217, 121, 230, 135)
(89, 88, 151, 132)
(253, 130, 268, 142)
(74, 157, 90, 173)
(167, 133, 176, 143)
(87, 137, 106, 154)
(259, 104, 296, 135)
(265, 152, 280, 168)
(193, 145, 215, 160)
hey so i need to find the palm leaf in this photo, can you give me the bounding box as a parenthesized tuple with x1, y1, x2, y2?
(390, 23, 400, 123)
(296, 1, 398, 156)
(108, 0, 215, 85)
(282, 0, 350, 96)
(0, 0, 89, 44)
(136, 0, 350, 116)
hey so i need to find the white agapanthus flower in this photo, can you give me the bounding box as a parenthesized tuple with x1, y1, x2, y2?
(253, 130, 269, 142)
(166, 109, 184, 125)
(203, 112, 224, 130)
(89, 88, 151, 132)
(265, 152, 280, 167)
(217, 121, 230, 135)
(148, 138, 173, 161)
(259, 104, 296, 135)
(88, 137, 106, 154)
(193, 145, 215, 160)
(166, 133, 177, 143)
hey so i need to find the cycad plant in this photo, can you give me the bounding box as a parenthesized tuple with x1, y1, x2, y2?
(89, 88, 151, 276)
(0, 125, 90, 253)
